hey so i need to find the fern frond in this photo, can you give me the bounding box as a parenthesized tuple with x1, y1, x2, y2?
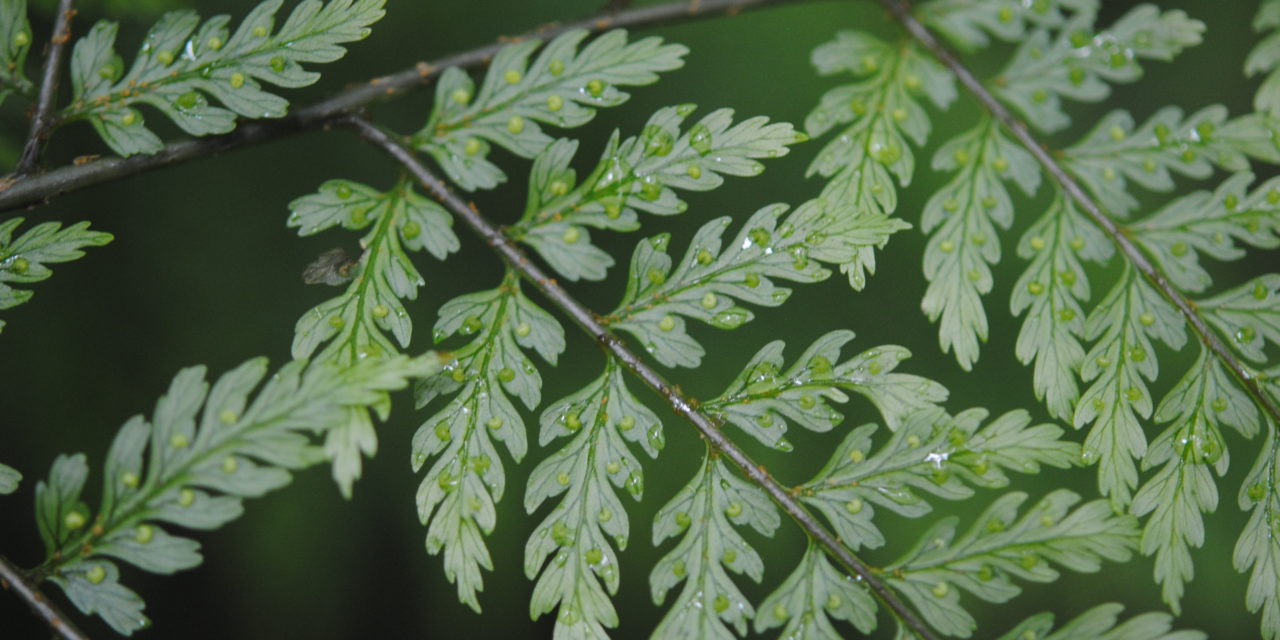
(413, 29, 687, 191)
(1129, 173, 1280, 293)
(508, 104, 802, 281)
(0, 461, 19, 494)
(995, 6, 1203, 133)
(524, 357, 662, 639)
(755, 543, 877, 639)
(64, 0, 386, 156)
(31, 353, 441, 634)
(995, 603, 1203, 640)
(1073, 266, 1185, 507)
(290, 177, 458, 363)
(1249, 0, 1280, 116)
(800, 408, 1077, 553)
(884, 489, 1138, 637)
(606, 198, 906, 368)
(287, 177, 458, 494)
(917, 0, 1095, 52)
(806, 31, 955, 213)
(701, 330, 946, 450)
(1063, 108, 1280, 216)
(1011, 195, 1113, 421)
(1236, 420, 1280, 640)
(0, 0, 33, 105)
(649, 448, 779, 640)
(1199, 273, 1280, 364)
(1133, 348, 1258, 613)
(413, 270, 564, 611)
(922, 117, 1040, 369)
(0, 217, 112, 335)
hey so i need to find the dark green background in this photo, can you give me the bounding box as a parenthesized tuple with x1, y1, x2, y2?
(0, 0, 1268, 637)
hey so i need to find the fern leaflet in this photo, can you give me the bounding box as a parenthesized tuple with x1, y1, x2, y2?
(0, 0, 32, 105)
(413, 271, 565, 610)
(508, 104, 802, 281)
(0, 217, 112, 335)
(649, 448, 779, 640)
(65, 0, 386, 156)
(806, 30, 955, 216)
(994, 5, 1203, 134)
(884, 489, 1138, 637)
(287, 176, 458, 495)
(413, 29, 687, 191)
(524, 357, 662, 639)
(29, 353, 441, 634)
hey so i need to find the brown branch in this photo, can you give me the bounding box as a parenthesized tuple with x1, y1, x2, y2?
(0, 554, 90, 640)
(878, 1, 1280, 437)
(14, 0, 76, 177)
(341, 114, 941, 640)
(0, 0, 822, 212)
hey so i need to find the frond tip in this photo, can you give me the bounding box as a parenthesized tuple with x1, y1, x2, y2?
(64, 0, 388, 156)
(31, 353, 443, 635)
(0, 217, 113, 335)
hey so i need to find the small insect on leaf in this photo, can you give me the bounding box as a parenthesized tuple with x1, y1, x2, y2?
(303, 248, 360, 286)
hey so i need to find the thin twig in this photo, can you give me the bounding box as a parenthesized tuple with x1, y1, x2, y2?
(0, 0, 821, 212)
(878, 1, 1280, 437)
(341, 114, 941, 640)
(15, 0, 76, 177)
(0, 554, 90, 640)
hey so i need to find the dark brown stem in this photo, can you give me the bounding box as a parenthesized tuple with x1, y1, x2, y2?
(878, 0, 1280, 435)
(0, 554, 90, 640)
(14, 0, 76, 177)
(0, 0, 821, 212)
(341, 114, 941, 640)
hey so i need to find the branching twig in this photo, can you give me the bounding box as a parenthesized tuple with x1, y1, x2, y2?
(879, 0, 1280, 434)
(0, 554, 89, 640)
(14, 0, 76, 177)
(341, 114, 941, 640)
(0, 0, 821, 212)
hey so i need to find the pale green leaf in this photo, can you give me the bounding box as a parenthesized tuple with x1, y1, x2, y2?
(0, 461, 19, 494)
(65, 0, 386, 156)
(33, 354, 439, 634)
(414, 29, 686, 191)
(1236, 421, 1280, 640)
(755, 544, 877, 638)
(0, 0, 33, 105)
(650, 450, 778, 640)
(885, 489, 1138, 638)
(1134, 348, 1258, 613)
(608, 198, 906, 368)
(50, 562, 148, 636)
(1065, 109, 1280, 216)
(800, 408, 1078, 552)
(511, 104, 802, 281)
(1199, 275, 1280, 364)
(918, 0, 1097, 52)
(996, 7, 1203, 133)
(525, 358, 662, 638)
(1249, 0, 1280, 116)
(701, 330, 946, 450)
(0, 217, 113, 331)
(923, 117, 1041, 370)
(994, 603, 1204, 640)
(1074, 266, 1186, 507)
(287, 178, 457, 494)
(1131, 173, 1280, 294)
(290, 178, 457, 365)
(413, 272, 565, 611)
(807, 31, 955, 216)
(1012, 195, 1113, 421)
